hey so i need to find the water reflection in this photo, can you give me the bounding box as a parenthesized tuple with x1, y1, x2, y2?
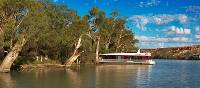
(95, 65, 152, 88)
(0, 73, 16, 88)
(136, 65, 152, 88)
(2, 60, 200, 88)
(66, 65, 153, 88)
(65, 68, 81, 88)
(0, 65, 153, 88)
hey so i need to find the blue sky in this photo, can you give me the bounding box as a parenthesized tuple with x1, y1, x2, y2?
(53, 0, 200, 49)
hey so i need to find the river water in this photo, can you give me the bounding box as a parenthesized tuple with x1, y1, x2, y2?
(0, 60, 200, 88)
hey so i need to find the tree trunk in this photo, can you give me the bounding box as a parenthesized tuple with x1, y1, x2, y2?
(0, 27, 4, 51)
(115, 29, 123, 52)
(0, 38, 26, 73)
(65, 36, 83, 67)
(0, 28, 3, 36)
(95, 37, 100, 64)
(105, 37, 111, 51)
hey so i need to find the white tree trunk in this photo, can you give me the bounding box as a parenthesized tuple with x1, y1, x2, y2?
(40, 56, 43, 62)
(65, 36, 83, 67)
(36, 56, 39, 61)
(95, 37, 100, 64)
(0, 28, 3, 36)
(0, 38, 26, 73)
(105, 37, 111, 51)
(116, 29, 123, 52)
(0, 27, 4, 51)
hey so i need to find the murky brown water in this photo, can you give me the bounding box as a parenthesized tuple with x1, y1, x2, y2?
(0, 60, 200, 88)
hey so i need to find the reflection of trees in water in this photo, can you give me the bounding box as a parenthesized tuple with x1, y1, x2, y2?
(65, 65, 96, 88)
(95, 65, 152, 88)
(34, 69, 50, 79)
(0, 65, 152, 88)
(17, 68, 75, 88)
(0, 73, 16, 88)
(65, 67, 81, 88)
(64, 65, 152, 88)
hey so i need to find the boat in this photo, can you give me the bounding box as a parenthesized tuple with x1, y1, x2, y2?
(99, 49, 155, 65)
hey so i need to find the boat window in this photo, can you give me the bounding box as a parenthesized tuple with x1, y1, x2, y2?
(101, 55, 118, 59)
(131, 56, 142, 60)
(142, 56, 148, 59)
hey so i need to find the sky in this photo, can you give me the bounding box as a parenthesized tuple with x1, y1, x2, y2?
(53, 0, 200, 49)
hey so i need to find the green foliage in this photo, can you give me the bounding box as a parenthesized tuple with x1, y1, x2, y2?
(0, 1, 138, 65)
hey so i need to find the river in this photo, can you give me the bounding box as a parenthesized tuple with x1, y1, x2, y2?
(0, 60, 200, 88)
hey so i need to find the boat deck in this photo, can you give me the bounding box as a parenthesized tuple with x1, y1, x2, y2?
(99, 59, 155, 65)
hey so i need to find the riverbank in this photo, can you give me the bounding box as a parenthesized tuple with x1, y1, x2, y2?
(21, 64, 65, 69)
(18, 63, 94, 71)
(13, 64, 65, 71)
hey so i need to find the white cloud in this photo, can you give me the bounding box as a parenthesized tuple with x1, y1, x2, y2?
(135, 35, 200, 48)
(153, 17, 162, 24)
(151, 15, 175, 24)
(167, 26, 191, 35)
(128, 15, 148, 30)
(178, 14, 188, 23)
(195, 26, 200, 33)
(135, 35, 191, 43)
(151, 14, 188, 24)
(137, 42, 164, 49)
(128, 14, 188, 31)
(135, 35, 168, 42)
(138, 0, 160, 7)
(172, 37, 189, 41)
(135, 34, 200, 48)
(195, 35, 200, 39)
(135, 35, 153, 42)
(184, 28, 191, 34)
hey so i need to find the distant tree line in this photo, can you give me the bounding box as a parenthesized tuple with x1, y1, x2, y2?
(0, 0, 138, 72)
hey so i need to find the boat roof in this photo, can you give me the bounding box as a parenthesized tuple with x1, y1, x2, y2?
(99, 53, 151, 56)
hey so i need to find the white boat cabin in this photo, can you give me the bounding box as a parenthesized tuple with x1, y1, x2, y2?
(99, 50, 155, 65)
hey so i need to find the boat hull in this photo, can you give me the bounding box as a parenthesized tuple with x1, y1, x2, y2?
(99, 60, 155, 65)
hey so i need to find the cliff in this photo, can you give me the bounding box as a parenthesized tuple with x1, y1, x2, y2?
(142, 45, 200, 60)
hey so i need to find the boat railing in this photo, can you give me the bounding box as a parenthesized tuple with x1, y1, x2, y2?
(100, 59, 127, 62)
(100, 59, 151, 62)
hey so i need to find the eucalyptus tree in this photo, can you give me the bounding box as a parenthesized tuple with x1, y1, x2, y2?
(87, 7, 103, 63)
(65, 7, 103, 66)
(0, 0, 49, 72)
(88, 7, 138, 54)
(0, 0, 139, 70)
(23, 3, 79, 62)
